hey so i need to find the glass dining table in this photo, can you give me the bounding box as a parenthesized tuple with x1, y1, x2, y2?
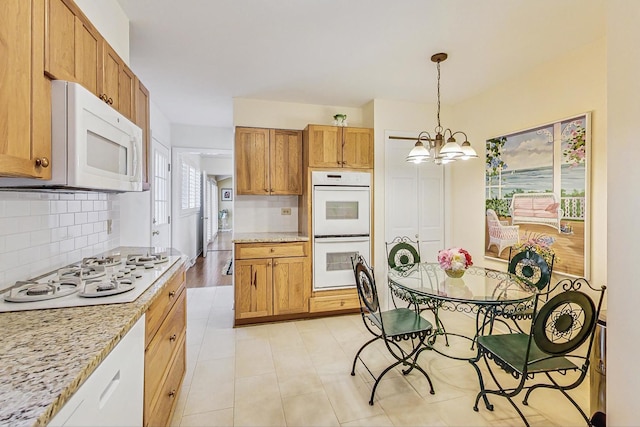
(387, 262, 538, 361)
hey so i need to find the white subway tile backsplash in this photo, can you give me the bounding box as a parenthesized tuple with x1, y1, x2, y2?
(0, 192, 120, 288)
(74, 212, 88, 224)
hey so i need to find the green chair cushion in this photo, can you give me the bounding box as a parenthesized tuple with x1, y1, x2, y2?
(368, 308, 433, 337)
(478, 333, 578, 374)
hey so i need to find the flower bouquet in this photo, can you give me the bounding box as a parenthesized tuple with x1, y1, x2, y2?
(512, 232, 556, 266)
(438, 247, 473, 278)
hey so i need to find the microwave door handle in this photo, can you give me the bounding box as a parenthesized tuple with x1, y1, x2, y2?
(132, 136, 140, 181)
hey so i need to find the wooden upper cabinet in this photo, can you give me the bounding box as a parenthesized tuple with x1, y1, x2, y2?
(235, 127, 270, 195)
(235, 127, 302, 196)
(118, 63, 136, 122)
(44, 0, 101, 96)
(0, 0, 51, 179)
(306, 125, 342, 168)
(342, 127, 374, 169)
(305, 125, 373, 169)
(269, 129, 302, 195)
(100, 43, 121, 109)
(135, 78, 151, 189)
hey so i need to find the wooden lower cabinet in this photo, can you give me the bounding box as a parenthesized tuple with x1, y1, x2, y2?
(309, 289, 360, 313)
(234, 242, 310, 323)
(144, 264, 186, 427)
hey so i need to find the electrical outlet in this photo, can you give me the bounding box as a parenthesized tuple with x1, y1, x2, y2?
(281, 208, 292, 216)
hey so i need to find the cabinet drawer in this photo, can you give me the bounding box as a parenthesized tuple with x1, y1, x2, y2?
(144, 291, 186, 413)
(235, 242, 307, 259)
(309, 293, 360, 313)
(145, 264, 186, 347)
(144, 333, 186, 427)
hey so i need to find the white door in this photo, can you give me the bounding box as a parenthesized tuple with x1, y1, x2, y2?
(210, 179, 218, 243)
(385, 131, 444, 262)
(201, 172, 210, 257)
(151, 138, 171, 248)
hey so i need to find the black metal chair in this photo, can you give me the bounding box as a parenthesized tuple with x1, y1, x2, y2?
(350, 254, 435, 405)
(469, 277, 606, 426)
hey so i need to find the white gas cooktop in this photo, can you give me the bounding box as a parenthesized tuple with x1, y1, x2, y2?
(0, 253, 181, 313)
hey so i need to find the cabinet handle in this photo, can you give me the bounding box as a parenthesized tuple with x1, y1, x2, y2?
(168, 390, 176, 398)
(252, 271, 257, 287)
(169, 334, 177, 342)
(99, 94, 107, 102)
(107, 97, 114, 105)
(273, 261, 278, 266)
(168, 290, 176, 298)
(35, 157, 50, 168)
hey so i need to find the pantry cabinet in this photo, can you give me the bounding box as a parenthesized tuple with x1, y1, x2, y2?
(0, 0, 51, 179)
(304, 125, 374, 169)
(234, 242, 310, 324)
(235, 127, 303, 195)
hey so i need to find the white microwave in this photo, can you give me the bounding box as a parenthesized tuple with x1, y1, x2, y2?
(0, 80, 143, 192)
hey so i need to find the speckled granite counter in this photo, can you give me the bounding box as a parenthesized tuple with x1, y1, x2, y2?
(232, 232, 309, 243)
(0, 247, 187, 427)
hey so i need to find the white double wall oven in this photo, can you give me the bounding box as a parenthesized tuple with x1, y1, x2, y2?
(312, 171, 371, 290)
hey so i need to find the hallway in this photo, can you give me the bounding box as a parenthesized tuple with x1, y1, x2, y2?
(187, 231, 233, 288)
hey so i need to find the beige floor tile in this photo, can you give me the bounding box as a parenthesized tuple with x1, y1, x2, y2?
(282, 390, 340, 427)
(294, 317, 330, 334)
(235, 323, 271, 341)
(377, 391, 448, 426)
(277, 372, 325, 398)
(183, 380, 234, 415)
(206, 310, 236, 330)
(234, 396, 286, 427)
(234, 372, 280, 404)
(272, 346, 315, 379)
(428, 395, 491, 426)
(180, 408, 233, 427)
(340, 413, 395, 427)
(190, 357, 235, 391)
(323, 378, 385, 423)
(235, 338, 275, 378)
(315, 355, 362, 385)
(186, 320, 206, 347)
(199, 330, 235, 361)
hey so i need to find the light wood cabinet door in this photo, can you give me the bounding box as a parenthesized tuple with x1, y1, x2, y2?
(100, 42, 120, 108)
(119, 63, 136, 121)
(135, 78, 151, 189)
(273, 256, 309, 315)
(307, 125, 342, 168)
(44, 0, 101, 96)
(235, 127, 270, 195)
(270, 129, 302, 195)
(235, 259, 273, 319)
(342, 127, 374, 169)
(0, 0, 51, 179)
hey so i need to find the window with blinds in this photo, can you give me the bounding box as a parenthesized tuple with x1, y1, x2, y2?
(181, 156, 201, 212)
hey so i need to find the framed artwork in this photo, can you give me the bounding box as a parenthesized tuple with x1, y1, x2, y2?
(221, 188, 233, 201)
(484, 113, 590, 278)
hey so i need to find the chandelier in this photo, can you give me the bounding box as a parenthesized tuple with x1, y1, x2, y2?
(404, 53, 478, 164)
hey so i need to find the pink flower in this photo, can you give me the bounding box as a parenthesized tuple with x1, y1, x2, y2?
(438, 247, 473, 271)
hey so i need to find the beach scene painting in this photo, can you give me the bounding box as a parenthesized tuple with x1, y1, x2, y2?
(485, 113, 590, 277)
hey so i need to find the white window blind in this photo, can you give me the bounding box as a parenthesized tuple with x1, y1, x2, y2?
(180, 156, 201, 212)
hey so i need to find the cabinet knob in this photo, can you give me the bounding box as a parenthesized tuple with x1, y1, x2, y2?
(107, 97, 114, 105)
(35, 157, 50, 168)
(168, 290, 176, 298)
(168, 390, 176, 398)
(169, 334, 177, 342)
(99, 94, 107, 101)
(270, 248, 275, 252)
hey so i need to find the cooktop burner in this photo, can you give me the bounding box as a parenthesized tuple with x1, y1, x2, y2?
(79, 277, 135, 298)
(82, 255, 122, 268)
(58, 265, 107, 281)
(126, 252, 169, 268)
(4, 277, 81, 303)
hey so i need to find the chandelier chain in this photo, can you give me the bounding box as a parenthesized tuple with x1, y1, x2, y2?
(436, 60, 441, 129)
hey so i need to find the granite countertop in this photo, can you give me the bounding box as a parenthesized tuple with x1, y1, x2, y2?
(0, 247, 187, 427)
(232, 232, 310, 243)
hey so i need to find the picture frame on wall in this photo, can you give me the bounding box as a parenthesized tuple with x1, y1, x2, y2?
(221, 188, 233, 201)
(484, 113, 590, 278)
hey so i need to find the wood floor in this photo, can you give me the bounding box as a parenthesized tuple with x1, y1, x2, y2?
(186, 231, 233, 288)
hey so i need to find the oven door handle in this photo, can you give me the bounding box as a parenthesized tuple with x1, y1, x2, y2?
(314, 235, 370, 243)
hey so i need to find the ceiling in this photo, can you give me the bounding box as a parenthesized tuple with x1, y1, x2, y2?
(116, 0, 606, 129)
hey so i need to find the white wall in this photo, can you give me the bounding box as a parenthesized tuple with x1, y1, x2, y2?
(0, 192, 119, 289)
(171, 152, 201, 264)
(172, 124, 233, 150)
(451, 38, 607, 288)
(233, 98, 368, 130)
(201, 157, 233, 176)
(74, 0, 130, 64)
(607, 1, 640, 423)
